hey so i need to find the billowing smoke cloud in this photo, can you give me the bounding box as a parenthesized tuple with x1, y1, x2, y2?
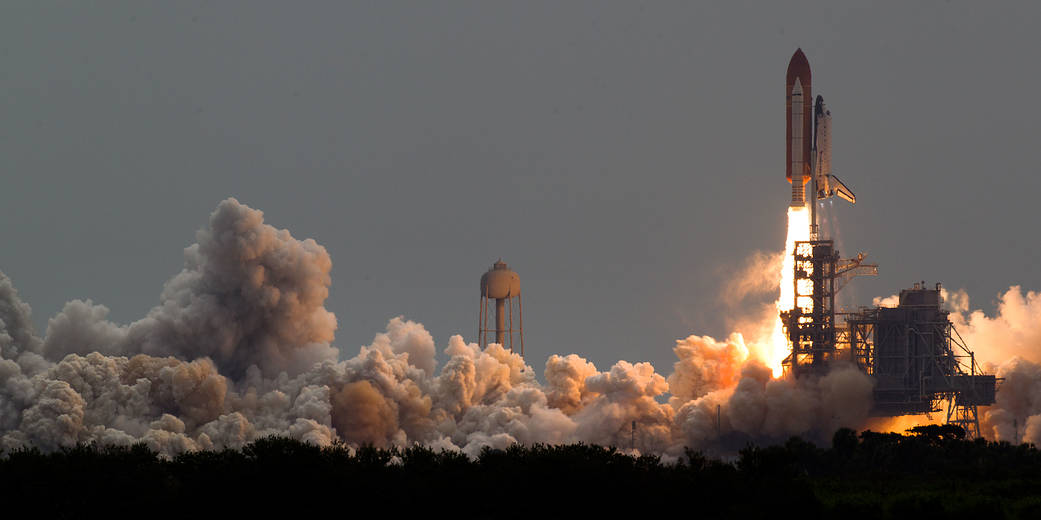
(0, 275, 42, 361)
(668, 333, 749, 406)
(41, 199, 338, 379)
(0, 198, 1029, 458)
(930, 286, 1041, 443)
(951, 286, 1041, 366)
(671, 360, 874, 449)
(982, 358, 1041, 444)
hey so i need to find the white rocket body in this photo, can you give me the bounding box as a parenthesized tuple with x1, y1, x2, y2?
(813, 95, 855, 205)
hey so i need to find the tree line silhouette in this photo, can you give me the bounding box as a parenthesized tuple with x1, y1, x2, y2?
(2, 426, 1040, 518)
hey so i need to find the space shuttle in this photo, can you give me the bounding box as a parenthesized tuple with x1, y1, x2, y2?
(786, 49, 856, 208)
(786, 49, 812, 208)
(813, 95, 855, 204)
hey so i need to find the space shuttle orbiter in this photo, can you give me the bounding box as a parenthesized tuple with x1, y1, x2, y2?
(813, 94, 855, 204)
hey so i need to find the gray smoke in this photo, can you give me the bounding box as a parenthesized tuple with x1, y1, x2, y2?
(672, 360, 874, 449)
(0, 198, 942, 458)
(981, 358, 1041, 443)
(0, 274, 42, 362)
(41, 198, 339, 379)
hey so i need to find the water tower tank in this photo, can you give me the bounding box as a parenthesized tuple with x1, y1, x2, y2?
(478, 260, 524, 355)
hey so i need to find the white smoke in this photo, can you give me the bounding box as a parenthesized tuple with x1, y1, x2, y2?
(0, 198, 1004, 459)
(935, 286, 1041, 443)
(668, 333, 749, 406)
(981, 358, 1041, 443)
(951, 286, 1041, 367)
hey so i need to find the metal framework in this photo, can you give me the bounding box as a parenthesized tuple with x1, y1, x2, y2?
(779, 239, 995, 437)
(843, 284, 995, 437)
(782, 240, 838, 377)
(781, 240, 877, 378)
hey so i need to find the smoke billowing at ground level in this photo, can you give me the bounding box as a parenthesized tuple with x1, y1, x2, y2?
(1, 199, 1039, 457)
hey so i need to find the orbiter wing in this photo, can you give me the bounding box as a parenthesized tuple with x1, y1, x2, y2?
(828, 174, 856, 204)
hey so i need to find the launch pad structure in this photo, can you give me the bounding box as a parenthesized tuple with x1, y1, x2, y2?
(780, 239, 877, 377)
(780, 243, 997, 437)
(845, 285, 996, 436)
(781, 48, 996, 437)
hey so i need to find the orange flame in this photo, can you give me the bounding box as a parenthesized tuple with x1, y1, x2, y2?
(765, 206, 810, 377)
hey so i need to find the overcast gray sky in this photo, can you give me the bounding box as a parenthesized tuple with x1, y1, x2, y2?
(2, 1, 1038, 374)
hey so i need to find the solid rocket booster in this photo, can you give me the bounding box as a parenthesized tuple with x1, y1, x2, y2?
(786, 49, 812, 208)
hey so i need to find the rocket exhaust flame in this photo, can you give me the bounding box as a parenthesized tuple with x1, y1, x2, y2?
(767, 205, 810, 378)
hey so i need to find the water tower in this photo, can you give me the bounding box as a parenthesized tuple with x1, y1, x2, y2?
(478, 260, 524, 355)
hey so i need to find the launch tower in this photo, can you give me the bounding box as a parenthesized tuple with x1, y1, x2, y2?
(781, 240, 877, 378)
(779, 49, 996, 437)
(782, 49, 876, 379)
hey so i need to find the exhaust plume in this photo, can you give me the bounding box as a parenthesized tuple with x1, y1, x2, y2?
(944, 287, 1041, 443)
(0, 198, 1033, 457)
(41, 199, 338, 379)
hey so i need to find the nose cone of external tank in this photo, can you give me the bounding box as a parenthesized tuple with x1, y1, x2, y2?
(480, 260, 521, 299)
(786, 48, 811, 82)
